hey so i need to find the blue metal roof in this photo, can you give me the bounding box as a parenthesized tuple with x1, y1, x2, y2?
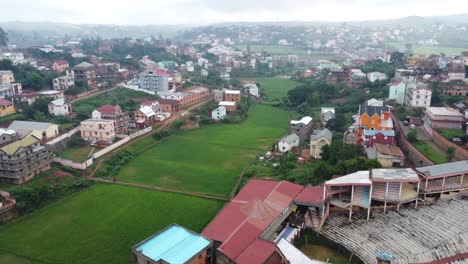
(135, 225, 211, 264)
(363, 130, 395, 136)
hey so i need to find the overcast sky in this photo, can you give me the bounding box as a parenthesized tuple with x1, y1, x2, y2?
(2, 0, 468, 25)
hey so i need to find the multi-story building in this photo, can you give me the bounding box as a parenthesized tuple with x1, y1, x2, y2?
(80, 119, 116, 143)
(224, 89, 241, 102)
(447, 59, 466, 81)
(441, 81, 468, 96)
(213, 89, 225, 102)
(48, 98, 72, 116)
(310, 129, 333, 159)
(388, 80, 407, 105)
(51, 60, 69, 72)
(0, 70, 14, 84)
(134, 106, 157, 129)
(73, 62, 96, 86)
(53, 71, 75, 91)
(96, 62, 121, 81)
(180, 86, 210, 106)
(0, 135, 53, 184)
(289, 116, 313, 144)
(423, 107, 464, 135)
(405, 82, 432, 109)
(0, 52, 25, 65)
(0, 128, 17, 145)
(157, 99, 180, 113)
(138, 71, 169, 93)
(92, 105, 129, 134)
(0, 99, 15, 117)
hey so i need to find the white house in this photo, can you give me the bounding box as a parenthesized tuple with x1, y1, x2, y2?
(321, 107, 335, 124)
(277, 133, 300, 153)
(367, 72, 388, 83)
(48, 98, 72, 116)
(211, 106, 227, 120)
(405, 82, 432, 109)
(243, 83, 260, 97)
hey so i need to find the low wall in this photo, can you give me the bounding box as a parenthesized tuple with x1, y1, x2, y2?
(46, 126, 80, 152)
(120, 84, 156, 95)
(54, 127, 152, 170)
(391, 114, 434, 167)
(431, 130, 468, 160)
(0, 191, 17, 224)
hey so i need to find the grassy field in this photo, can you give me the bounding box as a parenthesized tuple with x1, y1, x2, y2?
(386, 42, 467, 55)
(236, 44, 338, 60)
(0, 184, 224, 264)
(413, 141, 448, 164)
(72, 88, 155, 117)
(57, 142, 94, 162)
(114, 104, 291, 195)
(254, 77, 301, 101)
(437, 128, 465, 141)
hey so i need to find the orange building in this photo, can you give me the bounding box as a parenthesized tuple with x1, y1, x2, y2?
(180, 86, 210, 106)
(51, 60, 69, 72)
(355, 102, 393, 144)
(0, 99, 15, 116)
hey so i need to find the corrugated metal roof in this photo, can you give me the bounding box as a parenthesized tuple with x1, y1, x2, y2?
(135, 225, 211, 264)
(0, 135, 38, 155)
(9, 120, 54, 131)
(416, 160, 468, 178)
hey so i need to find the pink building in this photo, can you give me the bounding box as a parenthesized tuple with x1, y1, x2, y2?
(423, 107, 464, 135)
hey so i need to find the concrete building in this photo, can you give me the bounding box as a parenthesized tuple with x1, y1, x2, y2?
(388, 80, 406, 105)
(213, 89, 225, 102)
(51, 60, 69, 72)
(53, 71, 75, 91)
(48, 98, 72, 116)
(290, 116, 313, 144)
(310, 129, 332, 159)
(320, 107, 335, 125)
(134, 106, 157, 129)
(367, 72, 388, 83)
(0, 135, 53, 184)
(0, 128, 17, 145)
(73, 62, 96, 86)
(93, 105, 129, 134)
(132, 224, 213, 264)
(405, 82, 432, 109)
(278, 133, 300, 153)
(138, 71, 169, 93)
(8, 121, 59, 140)
(0, 52, 25, 65)
(243, 83, 260, 97)
(423, 107, 464, 135)
(80, 119, 116, 143)
(211, 106, 227, 120)
(224, 89, 241, 102)
(0, 70, 14, 84)
(157, 99, 180, 113)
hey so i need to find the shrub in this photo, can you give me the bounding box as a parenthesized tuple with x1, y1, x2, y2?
(407, 131, 418, 143)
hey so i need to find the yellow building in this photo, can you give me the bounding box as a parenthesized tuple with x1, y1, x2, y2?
(0, 98, 15, 116)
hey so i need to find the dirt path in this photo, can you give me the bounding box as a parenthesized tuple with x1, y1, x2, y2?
(70, 86, 119, 103)
(89, 177, 230, 201)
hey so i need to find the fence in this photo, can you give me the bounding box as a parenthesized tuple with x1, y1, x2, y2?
(391, 113, 434, 167)
(53, 127, 152, 170)
(46, 126, 80, 146)
(431, 130, 468, 160)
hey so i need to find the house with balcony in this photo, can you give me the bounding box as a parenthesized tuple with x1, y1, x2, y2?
(73, 62, 96, 87)
(92, 105, 129, 134)
(51, 60, 69, 72)
(53, 71, 75, 91)
(80, 119, 115, 143)
(405, 82, 432, 110)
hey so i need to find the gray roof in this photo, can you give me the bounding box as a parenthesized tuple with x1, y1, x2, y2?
(73, 61, 94, 69)
(416, 160, 468, 178)
(365, 147, 377, 160)
(322, 111, 335, 121)
(371, 168, 420, 182)
(310, 129, 333, 142)
(281, 133, 299, 144)
(9, 120, 55, 131)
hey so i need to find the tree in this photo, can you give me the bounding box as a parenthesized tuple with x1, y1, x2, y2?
(447, 147, 455, 161)
(407, 131, 418, 143)
(0, 27, 8, 46)
(390, 51, 405, 67)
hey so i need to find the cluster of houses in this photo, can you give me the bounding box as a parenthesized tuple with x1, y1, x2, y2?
(211, 88, 241, 120)
(276, 110, 335, 161)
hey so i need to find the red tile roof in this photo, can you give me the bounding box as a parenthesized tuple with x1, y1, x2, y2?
(295, 186, 325, 205)
(96, 105, 119, 114)
(201, 179, 305, 264)
(0, 98, 13, 106)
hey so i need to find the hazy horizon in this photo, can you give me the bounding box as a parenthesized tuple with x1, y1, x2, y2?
(2, 0, 468, 26)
